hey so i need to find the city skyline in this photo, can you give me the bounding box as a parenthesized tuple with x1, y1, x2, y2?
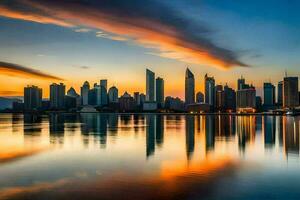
(0, 1, 300, 98)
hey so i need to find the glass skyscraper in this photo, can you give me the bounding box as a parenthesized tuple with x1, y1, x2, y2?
(146, 69, 155, 102)
(185, 68, 195, 104)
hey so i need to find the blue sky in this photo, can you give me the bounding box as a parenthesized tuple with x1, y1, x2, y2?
(0, 0, 299, 97)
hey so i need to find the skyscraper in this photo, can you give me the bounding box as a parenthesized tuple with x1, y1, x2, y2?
(215, 85, 224, 111)
(224, 84, 236, 111)
(146, 69, 155, 102)
(283, 77, 299, 108)
(277, 81, 283, 106)
(50, 83, 65, 109)
(237, 76, 245, 90)
(236, 85, 256, 112)
(263, 82, 275, 106)
(134, 92, 140, 106)
(196, 92, 204, 103)
(108, 86, 118, 103)
(24, 85, 42, 111)
(205, 74, 215, 106)
(185, 68, 195, 104)
(156, 77, 164, 107)
(100, 79, 107, 90)
(81, 81, 90, 106)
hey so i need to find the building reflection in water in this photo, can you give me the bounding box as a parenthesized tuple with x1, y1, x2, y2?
(263, 116, 276, 148)
(156, 115, 164, 148)
(146, 115, 155, 158)
(283, 116, 300, 156)
(237, 116, 256, 152)
(49, 114, 65, 146)
(80, 114, 108, 148)
(16, 114, 300, 160)
(215, 115, 236, 141)
(23, 114, 42, 134)
(205, 116, 215, 152)
(185, 115, 195, 160)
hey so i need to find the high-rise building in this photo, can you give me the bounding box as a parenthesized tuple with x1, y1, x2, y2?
(140, 93, 146, 105)
(237, 76, 245, 90)
(119, 92, 136, 111)
(100, 85, 108, 106)
(215, 85, 224, 111)
(283, 77, 299, 108)
(108, 86, 118, 103)
(277, 81, 283, 106)
(100, 79, 107, 90)
(224, 84, 236, 111)
(263, 82, 275, 106)
(88, 85, 98, 106)
(156, 77, 164, 107)
(50, 83, 65, 109)
(205, 74, 215, 106)
(196, 92, 204, 103)
(24, 85, 42, 111)
(185, 68, 195, 104)
(81, 81, 90, 106)
(146, 69, 155, 102)
(134, 92, 140, 106)
(236, 85, 256, 112)
(66, 87, 81, 107)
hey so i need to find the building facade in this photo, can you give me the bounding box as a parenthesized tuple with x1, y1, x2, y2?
(204, 74, 215, 106)
(156, 77, 164, 108)
(283, 77, 299, 108)
(263, 82, 275, 106)
(81, 81, 90, 106)
(185, 68, 195, 104)
(146, 69, 155, 102)
(24, 85, 42, 111)
(50, 83, 65, 109)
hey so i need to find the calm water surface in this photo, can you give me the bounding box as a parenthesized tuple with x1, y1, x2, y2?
(0, 113, 300, 200)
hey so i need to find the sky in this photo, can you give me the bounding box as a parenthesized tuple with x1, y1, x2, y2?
(0, 0, 299, 98)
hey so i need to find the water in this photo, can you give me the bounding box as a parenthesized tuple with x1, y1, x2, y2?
(0, 113, 300, 200)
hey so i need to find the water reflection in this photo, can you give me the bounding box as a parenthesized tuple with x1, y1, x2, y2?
(1, 114, 300, 200)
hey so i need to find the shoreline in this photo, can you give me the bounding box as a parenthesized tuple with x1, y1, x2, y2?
(0, 111, 299, 116)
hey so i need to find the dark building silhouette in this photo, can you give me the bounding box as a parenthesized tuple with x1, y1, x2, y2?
(224, 84, 236, 111)
(156, 77, 164, 108)
(24, 85, 42, 111)
(146, 115, 155, 158)
(185, 115, 195, 160)
(50, 83, 65, 110)
(263, 116, 276, 148)
(185, 68, 195, 104)
(283, 76, 299, 108)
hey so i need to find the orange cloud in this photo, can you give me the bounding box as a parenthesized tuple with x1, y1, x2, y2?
(0, 0, 249, 69)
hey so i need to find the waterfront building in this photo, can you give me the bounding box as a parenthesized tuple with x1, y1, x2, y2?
(108, 86, 118, 103)
(66, 87, 81, 107)
(100, 79, 107, 90)
(24, 85, 42, 111)
(156, 77, 164, 108)
(215, 85, 225, 111)
(146, 69, 155, 102)
(263, 82, 275, 107)
(277, 81, 283, 106)
(119, 92, 136, 112)
(185, 68, 195, 104)
(224, 84, 236, 111)
(283, 77, 299, 108)
(196, 92, 204, 103)
(236, 84, 256, 113)
(50, 83, 65, 109)
(81, 81, 90, 106)
(237, 76, 246, 90)
(204, 74, 215, 106)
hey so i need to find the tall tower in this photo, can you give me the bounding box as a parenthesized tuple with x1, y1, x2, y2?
(205, 74, 215, 106)
(81, 81, 90, 106)
(146, 69, 155, 102)
(156, 77, 164, 107)
(283, 77, 299, 108)
(185, 68, 195, 104)
(50, 83, 65, 109)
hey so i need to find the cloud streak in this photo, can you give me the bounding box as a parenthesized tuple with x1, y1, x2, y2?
(0, 61, 63, 80)
(0, 0, 249, 68)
